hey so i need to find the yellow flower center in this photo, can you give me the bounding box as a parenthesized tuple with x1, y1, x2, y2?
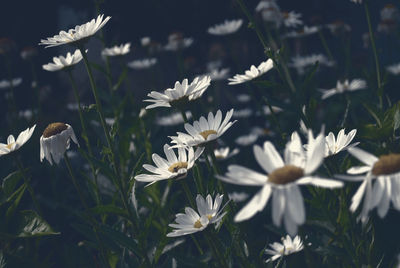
(43, 122, 68, 138)
(168, 162, 188, 173)
(6, 142, 15, 150)
(268, 165, 304, 185)
(371, 154, 400, 176)
(193, 220, 203, 229)
(199, 130, 217, 140)
(207, 214, 213, 220)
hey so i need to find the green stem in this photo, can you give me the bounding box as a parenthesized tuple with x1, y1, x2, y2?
(318, 29, 334, 62)
(364, 1, 382, 108)
(64, 152, 89, 210)
(66, 71, 101, 205)
(180, 180, 195, 208)
(205, 232, 229, 268)
(180, 110, 188, 123)
(190, 234, 204, 255)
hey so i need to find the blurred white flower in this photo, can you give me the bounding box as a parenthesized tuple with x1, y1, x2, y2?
(233, 108, 253, 119)
(0, 78, 22, 89)
(350, 0, 362, 3)
(164, 33, 193, 51)
(284, 26, 319, 38)
(336, 147, 400, 222)
(134, 144, 204, 186)
(265, 235, 304, 263)
(39, 14, 111, 48)
(156, 111, 192, 126)
(282, 11, 303, 28)
(141, 37, 151, 47)
(228, 192, 249, 203)
(18, 109, 35, 121)
(40, 123, 79, 165)
(289, 54, 335, 75)
(236, 94, 251, 103)
(319, 79, 367, 99)
(0, 125, 36, 156)
(256, 0, 282, 27)
(208, 68, 230, 81)
(42, 49, 84, 72)
(144, 76, 211, 109)
(170, 109, 236, 148)
(262, 105, 283, 116)
(387, 63, 400, 75)
(218, 131, 343, 235)
(101, 43, 131, 57)
(228, 59, 273, 85)
(128, 58, 157, 70)
(207, 19, 243, 35)
(213, 147, 240, 160)
(235, 133, 259, 146)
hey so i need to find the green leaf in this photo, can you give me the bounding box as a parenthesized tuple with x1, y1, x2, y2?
(7, 210, 59, 238)
(98, 224, 142, 258)
(90, 205, 128, 218)
(112, 68, 128, 91)
(363, 104, 382, 128)
(2, 171, 23, 197)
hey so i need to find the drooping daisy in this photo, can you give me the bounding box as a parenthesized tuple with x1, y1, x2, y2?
(228, 59, 274, 85)
(42, 49, 84, 72)
(319, 79, 367, 99)
(40, 122, 79, 165)
(167, 207, 209, 237)
(101, 43, 131, 57)
(265, 235, 304, 263)
(0, 125, 36, 156)
(289, 54, 335, 75)
(324, 129, 358, 157)
(128, 58, 157, 70)
(218, 131, 343, 235)
(144, 76, 211, 109)
(134, 144, 204, 186)
(0, 78, 22, 89)
(336, 147, 400, 222)
(169, 109, 236, 148)
(39, 14, 111, 48)
(207, 19, 243, 35)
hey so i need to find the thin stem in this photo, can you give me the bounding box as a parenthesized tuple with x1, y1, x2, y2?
(364, 1, 382, 108)
(180, 110, 188, 123)
(190, 234, 204, 255)
(318, 29, 334, 62)
(180, 180, 195, 208)
(205, 232, 229, 268)
(340, 95, 351, 128)
(64, 152, 89, 210)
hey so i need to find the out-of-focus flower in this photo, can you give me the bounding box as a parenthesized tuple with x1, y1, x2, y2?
(236, 94, 251, 103)
(326, 20, 351, 35)
(144, 76, 211, 109)
(18, 109, 35, 121)
(42, 49, 84, 72)
(156, 112, 192, 126)
(101, 43, 131, 57)
(170, 109, 236, 148)
(256, 0, 282, 27)
(289, 54, 335, 75)
(319, 79, 367, 99)
(228, 59, 273, 85)
(40, 123, 79, 165)
(233, 108, 253, 119)
(128, 58, 157, 70)
(265, 235, 304, 263)
(0, 78, 22, 89)
(228, 192, 249, 202)
(387, 63, 400, 75)
(284, 25, 319, 38)
(282, 11, 303, 28)
(207, 19, 243, 35)
(0, 125, 36, 156)
(20, 46, 38, 60)
(213, 147, 240, 160)
(336, 147, 400, 222)
(134, 144, 204, 186)
(235, 133, 259, 146)
(141, 37, 151, 47)
(377, 4, 400, 34)
(218, 131, 343, 235)
(208, 68, 230, 81)
(164, 32, 193, 51)
(350, 0, 362, 4)
(39, 14, 111, 48)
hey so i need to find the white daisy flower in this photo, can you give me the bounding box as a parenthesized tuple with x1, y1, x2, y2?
(42, 49, 84, 72)
(218, 131, 343, 235)
(228, 59, 274, 85)
(101, 43, 131, 57)
(386, 63, 400, 75)
(289, 54, 335, 75)
(235, 133, 259, 146)
(284, 25, 319, 38)
(319, 79, 367, 99)
(324, 129, 358, 157)
(39, 14, 111, 48)
(282, 11, 303, 28)
(155, 111, 192, 126)
(167, 207, 209, 237)
(265, 235, 304, 263)
(213, 147, 240, 160)
(134, 144, 204, 186)
(208, 68, 230, 81)
(207, 19, 243, 35)
(336, 147, 400, 222)
(0, 125, 36, 156)
(144, 76, 211, 109)
(196, 193, 228, 227)
(128, 58, 157, 70)
(40, 123, 79, 165)
(0, 78, 22, 89)
(170, 109, 237, 148)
